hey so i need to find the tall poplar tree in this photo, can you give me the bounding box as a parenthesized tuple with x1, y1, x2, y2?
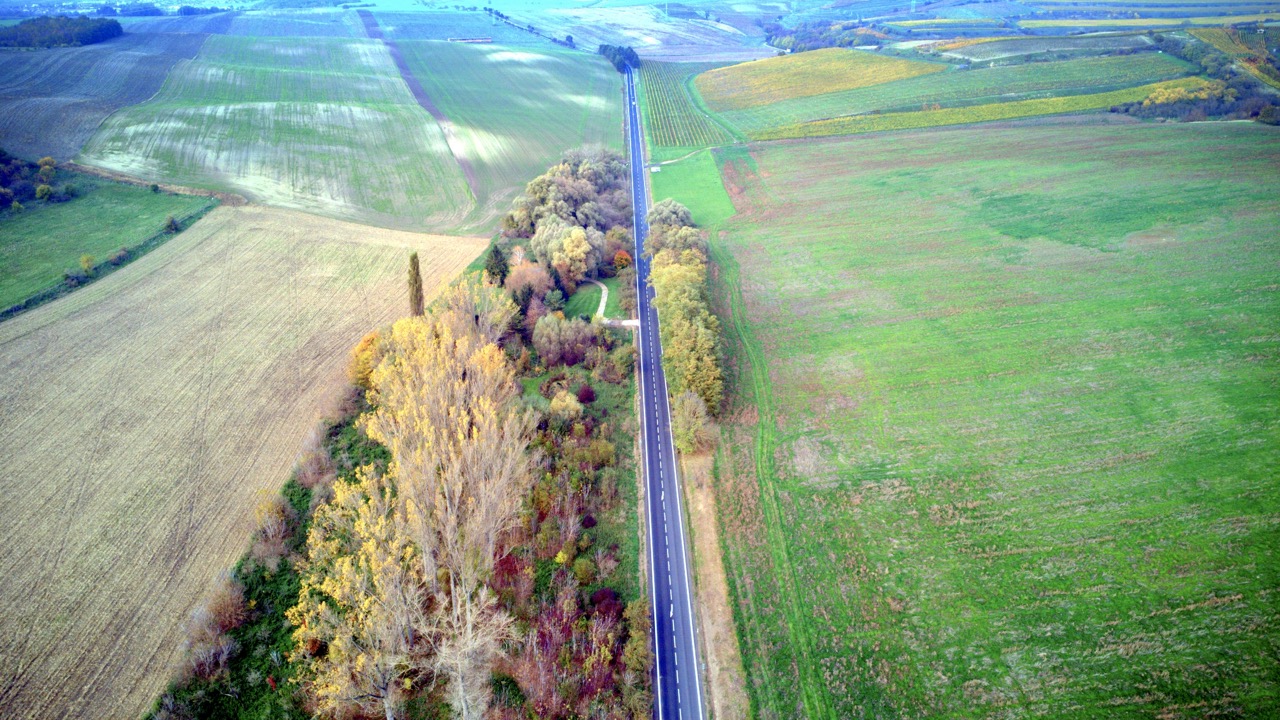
(407, 252, 424, 317)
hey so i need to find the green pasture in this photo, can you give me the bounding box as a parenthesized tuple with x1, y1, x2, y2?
(564, 281, 602, 319)
(564, 276, 625, 320)
(718, 53, 1194, 136)
(701, 123, 1280, 718)
(0, 179, 213, 310)
(395, 40, 623, 227)
(649, 150, 734, 227)
(79, 35, 474, 232)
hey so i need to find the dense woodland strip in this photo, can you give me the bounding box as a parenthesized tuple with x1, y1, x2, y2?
(153, 150, 655, 720)
(643, 199, 723, 452)
(0, 16, 122, 48)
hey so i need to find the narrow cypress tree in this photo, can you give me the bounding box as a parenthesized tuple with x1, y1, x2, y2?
(408, 252, 424, 317)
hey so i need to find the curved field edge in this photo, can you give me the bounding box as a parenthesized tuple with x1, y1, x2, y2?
(704, 124, 1280, 718)
(0, 32, 208, 162)
(0, 205, 485, 720)
(717, 53, 1196, 136)
(695, 48, 947, 113)
(753, 77, 1210, 140)
(77, 35, 474, 233)
(0, 178, 217, 315)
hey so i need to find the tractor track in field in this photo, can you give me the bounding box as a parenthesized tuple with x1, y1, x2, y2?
(357, 9, 481, 202)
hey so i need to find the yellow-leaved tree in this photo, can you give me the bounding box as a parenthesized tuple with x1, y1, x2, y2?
(288, 468, 426, 720)
(361, 297, 536, 719)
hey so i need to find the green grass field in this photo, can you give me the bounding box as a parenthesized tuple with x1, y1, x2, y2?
(720, 53, 1195, 137)
(694, 123, 1280, 719)
(564, 281, 602, 319)
(79, 35, 474, 232)
(394, 41, 623, 227)
(650, 149, 735, 227)
(0, 179, 213, 309)
(638, 60, 737, 161)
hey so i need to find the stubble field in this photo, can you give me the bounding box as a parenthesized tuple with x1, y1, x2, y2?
(78, 35, 473, 231)
(0, 205, 484, 720)
(703, 123, 1280, 718)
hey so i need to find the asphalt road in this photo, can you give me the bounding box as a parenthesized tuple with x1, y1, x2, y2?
(623, 67, 706, 720)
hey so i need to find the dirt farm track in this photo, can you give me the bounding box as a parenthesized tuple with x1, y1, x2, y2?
(0, 205, 484, 719)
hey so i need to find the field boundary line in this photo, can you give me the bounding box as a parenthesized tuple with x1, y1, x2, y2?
(0, 198, 218, 323)
(357, 9, 481, 202)
(710, 234, 831, 719)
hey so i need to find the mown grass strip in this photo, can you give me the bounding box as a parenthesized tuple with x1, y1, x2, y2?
(754, 77, 1208, 140)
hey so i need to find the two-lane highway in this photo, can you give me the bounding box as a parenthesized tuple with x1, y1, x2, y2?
(623, 67, 706, 720)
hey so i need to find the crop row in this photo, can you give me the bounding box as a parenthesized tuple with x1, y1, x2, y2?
(753, 77, 1209, 139)
(695, 47, 945, 112)
(1021, 12, 1280, 27)
(639, 61, 735, 151)
(723, 53, 1194, 135)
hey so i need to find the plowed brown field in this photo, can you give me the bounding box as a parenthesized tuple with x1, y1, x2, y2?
(0, 205, 485, 720)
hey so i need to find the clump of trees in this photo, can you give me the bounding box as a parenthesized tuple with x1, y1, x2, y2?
(760, 19, 887, 52)
(0, 152, 79, 209)
(1110, 33, 1278, 123)
(501, 148, 635, 329)
(0, 16, 122, 48)
(598, 44, 641, 72)
(290, 282, 536, 719)
(645, 199, 724, 444)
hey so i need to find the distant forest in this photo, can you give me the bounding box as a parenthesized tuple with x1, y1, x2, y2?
(598, 44, 641, 72)
(762, 20, 887, 52)
(0, 16, 123, 48)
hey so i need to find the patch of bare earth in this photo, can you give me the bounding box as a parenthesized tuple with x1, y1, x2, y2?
(681, 451, 749, 720)
(0, 205, 484, 720)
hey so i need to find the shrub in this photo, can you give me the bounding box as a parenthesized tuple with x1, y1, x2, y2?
(550, 390, 584, 421)
(9, 200, 21, 213)
(572, 556, 595, 584)
(296, 427, 336, 490)
(107, 247, 130, 266)
(347, 330, 380, 391)
(205, 571, 248, 633)
(544, 288, 565, 312)
(182, 571, 246, 680)
(533, 314, 599, 367)
(35, 184, 51, 201)
(250, 492, 297, 568)
(576, 383, 596, 404)
(150, 183, 160, 193)
(79, 254, 95, 274)
(165, 215, 180, 233)
(670, 390, 713, 454)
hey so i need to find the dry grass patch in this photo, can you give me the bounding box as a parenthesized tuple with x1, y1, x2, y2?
(0, 205, 484, 720)
(695, 48, 945, 112)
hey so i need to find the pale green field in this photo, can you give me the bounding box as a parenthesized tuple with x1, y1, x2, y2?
(79, 36, 473, 232)
(396, 40, 623, 226)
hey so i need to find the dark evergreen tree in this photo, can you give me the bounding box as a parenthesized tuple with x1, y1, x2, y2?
(408, 252, 424, 317)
